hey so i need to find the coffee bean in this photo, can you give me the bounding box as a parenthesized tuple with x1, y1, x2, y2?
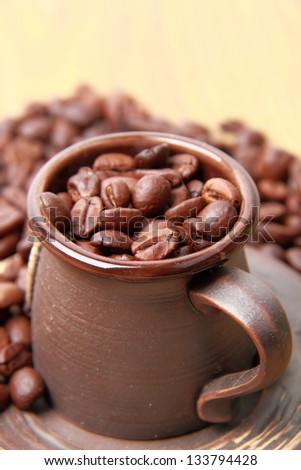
(132, 174, 171, 217)
(131, 220, 180, 260)
(259, 222, 297, 245)
(187, 179, 204, 198)
(0, 384, 9, 410)
(169, 184, 189, 207)
(164, 196, 206, 223)
(18, 116, 52, 140)
(9, 367, 45, 410)
(0, 254, 24, 282)
(57, 192, 74, 210)
(5, 315, 31, 347)
(0, 198, 24, 237)
(284, 247, 301, 272)
(71, 196, 102, 238)
(2, 186, 27, 214)
(197, 200, 237, 241)
(50, 118, 78, 148)
(101, 177, 131, 209)
(259, 202, 287, 222)
(133, 169, 182, 187)
(0, 282, 24, 309)
(0, 233, 20, 260)
(0, 327, 9, 348)
(67, 167, 100, 201)
(168, 153, 200, 181)
(0, 342, 24, 365)
(6, 349, 33, 377)
(202, 177, 241, 209)
(284, 214, 301, 236)
(286, 193, 301, 214)
(257, 179, 288, 202)
(75, 239, 104, 256)
(91, 230, 132, 253)
(40, 191, 71, 233)
(110, 253, 136, 261)
(134, 144, 169, 168)
(93, 153, 135, 172)
(99, 207, 144, 233)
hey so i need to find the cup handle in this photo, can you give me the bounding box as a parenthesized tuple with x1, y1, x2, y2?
(188, 266, 292, 423)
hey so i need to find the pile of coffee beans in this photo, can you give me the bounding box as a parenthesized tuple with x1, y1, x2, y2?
(40, 146, 242, 261)
(0, 85, 301, 412)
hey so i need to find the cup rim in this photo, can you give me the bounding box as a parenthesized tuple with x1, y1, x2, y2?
(27, 131, 259, 279)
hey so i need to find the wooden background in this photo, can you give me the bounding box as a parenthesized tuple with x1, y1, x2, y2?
(0, 0, 301, 156)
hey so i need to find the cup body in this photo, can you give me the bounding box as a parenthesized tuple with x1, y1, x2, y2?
(28, 132, 259, 439)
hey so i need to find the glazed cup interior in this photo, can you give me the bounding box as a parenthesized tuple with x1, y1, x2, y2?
(27, 131, 259, 278)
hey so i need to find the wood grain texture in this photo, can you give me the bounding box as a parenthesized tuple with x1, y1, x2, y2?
(0, 0, 301, 156)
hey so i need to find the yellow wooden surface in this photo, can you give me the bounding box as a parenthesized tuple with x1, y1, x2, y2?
(0, 0, 301, 156)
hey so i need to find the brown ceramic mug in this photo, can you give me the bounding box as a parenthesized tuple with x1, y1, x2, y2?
(27, 132, 292, 440)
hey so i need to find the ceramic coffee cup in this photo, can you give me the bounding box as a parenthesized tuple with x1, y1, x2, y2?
(27, 132, 292, 440)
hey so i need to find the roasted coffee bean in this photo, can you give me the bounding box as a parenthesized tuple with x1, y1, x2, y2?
(0, 254, 24, 282)
(57, 192, 74, 210)
(197, 200, 237, 241)
(99, 207, 144, 233)
(169, 184, 189, 207)
(259, 202, 287, 222)
(71, 196, 102, 238)
(187, 179, 204, 198)
(5, 315, 31, 347)
(132, 175, 171, 217)
(131, 220, 180, 260)
(9, 367, 45, 410)
(0, 198, 24, 237)
(18, 116, 52, 140)
(258, 222, 297, 245)
(0, 282, 24, 309)
(284, 247, 301, 272)
(0, 342, 24, 365)
(2, 186, 27, 214)
(91, 230, 132, 253)
(133, 169, 182, 187)
(171, 244, 195, 257)
(286, 193, 301, 214)
(284, 214, 301, 236)
(75, 239, 104, 256)
(50, 118, 78, 148)
(0, 327, 9, 348)
(257, 179, 288, 202)
(164, 197, 205, 222)
(134, 144, 169, 168)
(168, 154, 199, 181)
(0, 233, 20, 260)
(0, 384, 9, 410)
(40, 191, 71, 233)
(6, 349, 33, 377)
(93, 153, 135, 172)
(67, 167, 100, 201)
(101, 177, 131, 209)
(256, 148, 292, 181)
(202, 177, 241, 209)
(110, 253, 136, 261)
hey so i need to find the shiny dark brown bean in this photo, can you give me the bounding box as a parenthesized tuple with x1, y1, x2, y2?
(6, 349, 33, 377)
(259, 202, 287, 221)
(99, 207, 144, 233)
(257, 179, 288, 202)
(202, 177, 241, 209)
(256, 148, 292, 181)
(0, 254, 24, 282)
(101, 177, 131, 209)
(67, 167, 100, 201)
(197, 200, 237, 241)
(284, 247, 301, 272)
(0, 342, 24, 365)
(0, 327, 9, 348)
(18, 116, 52, 140)
(164, 197, 205, 222)
(93, 153, 135, 171)
(168, 153, 200, 181)
(91, 230, 132, 253)
(5, 315, 31, 347)
(169, 184, 189, 207)
(133, 169, 182, 187)
(187, 179, 204, 198)
(0, 233, 20, 260)
(0, 384, 9, 410)
(131, 220, 180, 260)
(0, 283, 24, 309)
(40, 191, 71, 233)
(134, 143, 169, 168)
(71, 197, 102, 238)
(132, 175, 171, 217)
(0, 198, 24, 237)
(286, 193, 301, 214)
(9, 367, 45, 410)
